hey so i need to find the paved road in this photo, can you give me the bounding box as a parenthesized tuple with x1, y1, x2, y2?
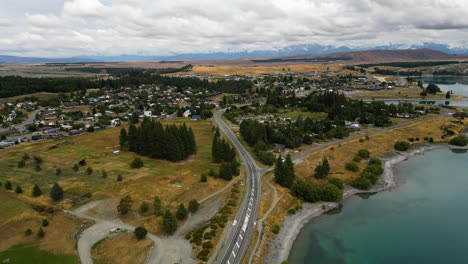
(213, 108, 450, 264)
(212, 109, 264, 264)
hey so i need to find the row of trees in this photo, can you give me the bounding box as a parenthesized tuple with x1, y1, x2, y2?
(211, 128, 240, 181)
(2, 181, 63, 202)
(120, 118, 196, 162)
(274, 155, 295, 188)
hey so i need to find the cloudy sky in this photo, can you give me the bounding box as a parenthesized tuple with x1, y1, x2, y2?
(1, 0, 468, 57)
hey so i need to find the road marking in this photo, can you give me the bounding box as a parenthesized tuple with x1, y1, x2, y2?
(232, 251, 236, 257)
(236, 242, 240, 248)
(227, 261, 230, 264)
(239, 234, 243, 240)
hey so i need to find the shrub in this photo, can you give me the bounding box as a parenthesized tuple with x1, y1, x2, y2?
(5, 181, 12, 190)
(272, 225, 280, 234)
(429, 137, 434, 143)
(449, 135, 468, 147)
(25, 229, 32, 236)
(117, 174, 123, 182)
(32, 184, 42, 197)
(257, 151, 275, 165)
(86, 167, 93, 175)
(317, 184, 343, 202)
(394, 141, 410, 151)
(368, 157, 382, 166)
(42, 219, 49, 227)
(139, 202, 149, 214)
(134, 227, 148, 240)
(345, 162, 359, 172)
(353, 155, 362, 162)
(188, 200, 200, 213)
(17, 159, 26, 168)
(363, 164, 384, 176)
(130, 157, 144, 169)
(202, 241, 213, 249)
(408, 138, 415, 142)
(288, 208, 296, 214)
(357, 149, 370, 159)
(15, 186, 23, 194)
(176, 203, 188, 220)
(37, 227, 45, 238)
(328, 178, 344, 190)
(200, 174, 207, 182)
(55, 168, 62, 176)
(350, 177, 372, 190)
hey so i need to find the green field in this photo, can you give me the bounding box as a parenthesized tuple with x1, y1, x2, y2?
(0, 244, 79, 264)
(277, 110, 328, 119)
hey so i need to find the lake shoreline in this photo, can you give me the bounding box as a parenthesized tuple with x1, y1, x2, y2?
(265, 143, 448, 264)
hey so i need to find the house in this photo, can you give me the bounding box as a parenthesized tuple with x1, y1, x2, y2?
(0, 141, 15, 149)
(273, 144, 286, 153)
(191, 115, 202, 120)
(48, 120, 57, 126)
(183, 110, 191, 118)
(143, 111, 152, 117)
(110, 118, 122, 126)
(113, 150, 120, 155)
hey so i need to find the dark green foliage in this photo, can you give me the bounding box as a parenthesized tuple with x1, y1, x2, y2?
(72, 164, 79, 172)
(446, 91, 451, 99)
(17, 159, 26, 168)
(188, 200, 200, 213)
(139, 202, 149, 214)
(426, 83, 441, 94)
(50, 183, 63, 202)
(101, 170, 107, 178)
(212, 132, 236, 163)
(291, 180, 343, 202)
(394, 141, 411, 151)
(449, 135, 468, 146)
(357, 149, 370, 159)
(162, 210, 178, 235)
(350, 177, 372, 190)
(22, 153, 30, 161)
(345, 162, 359, 172)
(15, 186, 23, 194)
(24, 229, 32, 236)
(32, 184, 42, 197)
(37, 228, 45, 238)
(42, 219, 49, 227)
(85, 167, 93, 175)
(176, 203, 188, 220)
(134, 227, 148, 240)
(153, 196, 162, 216)
(130, 157, 144, 169)
(202, 241, 213, 249)
(35, 164, 41, 172)
(55, 168, 62, 176)
(328, 178, 344, 190)
(200, 174, 207, 182)
(122, 119, 196, 162)
(5, 181, 12, 190)
(368, 158, 382, 166)
(117, 195, 132, 215)
(117, 174, 123, 182)
(33, 156, 43, 164)
(256, 151, 275, 165)
(353, 155, 362, 162)
(314, 157, 330, 179)
(429, 137, 434, 143)
(274, 155, 295, 188)
(119, 128, 129, 150)
(272, 225, 280, 234)
(218, 160, 240, 181)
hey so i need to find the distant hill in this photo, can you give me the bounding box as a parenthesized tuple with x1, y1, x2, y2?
(0, 55, 96, 64)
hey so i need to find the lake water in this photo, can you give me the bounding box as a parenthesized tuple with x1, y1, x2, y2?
(288, 148, 468, 264)
(415, 76, 468, 96)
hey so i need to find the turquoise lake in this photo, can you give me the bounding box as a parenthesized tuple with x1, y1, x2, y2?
(288, 148, 468, 264)
(416, 76, 468, 96)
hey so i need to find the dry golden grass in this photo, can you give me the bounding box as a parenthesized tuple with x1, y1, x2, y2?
(184, 64, 343, 76)
(0, 92, 59, 103)
(92, 232, 153, 264)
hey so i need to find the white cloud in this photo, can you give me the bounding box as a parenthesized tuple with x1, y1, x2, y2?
(0, 0, 468, 57)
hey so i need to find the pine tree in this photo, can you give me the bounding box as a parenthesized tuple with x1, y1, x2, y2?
(72, 164, 79, 172)
(175, 203, 188, 220)
(102, 170, 107, 178)
(274, 157, 285, 186)
(162, 210, 178, 234)
(37, 227, 45, 238)
(32, 184, 42, 197)
(153, 196, 162, 216)
(188, 200, 200, 213)
(282, 155, 295, 188)
(117, 174, 123, 182)
(314, 157, 330, 179)
(15, 185, 23, 194)
(117, 195, 132, 215)
(200, 174, 207, 182)
(56, 168, 62, 176)
(128, 124, 137, 152)
(5, 181, 12, 190)
(50, 183, 64, 202)
(119, 128, 128, 150)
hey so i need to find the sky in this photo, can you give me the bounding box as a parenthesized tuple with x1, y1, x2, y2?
(1, 0, 468, 57)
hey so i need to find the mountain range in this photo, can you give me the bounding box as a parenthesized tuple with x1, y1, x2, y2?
(1, 43, 468, 63)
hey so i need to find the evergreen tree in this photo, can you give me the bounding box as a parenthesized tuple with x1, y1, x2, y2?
(117, 195, 132, 215)
(32, 184, 42, 197)
(283, 154, 295, 188)
(117, 174, 123, 182)
(101, 170, 107, 178)
(37, 227, 45, 238)
(119, 128, 128, 150)
(274, 157, 286, 186)
(314, 157, 330, 179)
(200, 174, 207, 182)
(72, 164, 79, 172)
(55, 168, 62, 176)
(17, 159, 26, 168)
(188, 200, 200, 213)
(86, 167, 93, 175)
(5, 181, 12, 190)
(15, 185, 23, 194)
(162, 210, 178, 234)
(153, 196, 162, 216)
(176, 203, 188, 220)
(128, 124, 138, 152)
(50, 183, 64, 202)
